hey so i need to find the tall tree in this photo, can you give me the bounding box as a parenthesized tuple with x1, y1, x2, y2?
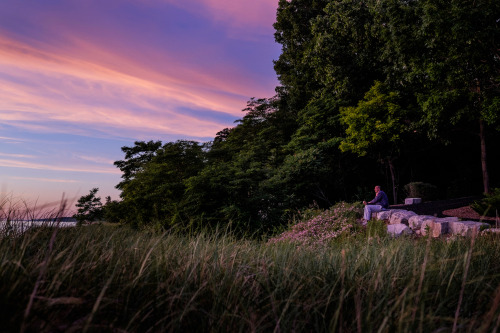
(117, 140, 206, 229)
(274, 0, 330, 113)
(114, 140, 162, 191)
(73, 188, 103, 225)
(414, 0, 500, 193)
(339, 82, 412, 204)
(186, 97, 297, 232)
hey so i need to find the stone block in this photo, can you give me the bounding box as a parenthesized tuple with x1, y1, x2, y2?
(408, 215, 436, 231)
(389, 210, 417, 225)
(436, 217, 459, 222)
(387, 224, 413, 237)
(405, 198, 422, 205)
(421, 219, 449, 237)
(372, 209, 393, 221)
(374, 210, 392, 220)
(374, 209, 406, 221)
(449, 221, 489, 236)
(482, 228, 500, 234)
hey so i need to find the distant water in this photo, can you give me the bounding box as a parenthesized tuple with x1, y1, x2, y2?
(0, 217, 77, 234)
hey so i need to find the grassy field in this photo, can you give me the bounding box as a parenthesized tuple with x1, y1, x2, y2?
(1, 218, 500, 332)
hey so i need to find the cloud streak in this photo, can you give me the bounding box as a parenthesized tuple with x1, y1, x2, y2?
(8, 176, 81, 184)
(0, 152, 36, 159)
(0, 159, 120, 175)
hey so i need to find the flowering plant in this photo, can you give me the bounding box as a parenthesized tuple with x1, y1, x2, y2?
(269, 202, 362, 247)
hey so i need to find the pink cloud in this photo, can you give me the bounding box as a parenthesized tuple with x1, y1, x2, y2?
(0, 158, 120, 175)
(0, 34, 271, 139)
(0, 152, 36, 159)
(9, 176, 81, 184)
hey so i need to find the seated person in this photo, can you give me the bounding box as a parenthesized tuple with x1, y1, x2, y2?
(363, 185, 389, 222)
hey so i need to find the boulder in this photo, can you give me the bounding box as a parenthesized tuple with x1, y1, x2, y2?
(387, 224, 413, 237)
(405, 198, 422, 205)
(448, 221, 489, 236)
(436, 217, 459, 222)
(374, 209, 408, 221)
(408, 215, 436, 231)
(374, 210, 391, 221)
(421, 219, 449, 237)
(389, 210, 417, 225)
(482, 228, 500, 234)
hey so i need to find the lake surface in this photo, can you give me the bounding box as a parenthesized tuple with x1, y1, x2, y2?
(0, 218, 77, 233)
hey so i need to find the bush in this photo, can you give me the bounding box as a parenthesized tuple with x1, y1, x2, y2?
(73, 188, 103, 224)
(268, 202, 363, 247)
(471, 188, 500, 217)
(404, 182, 438, 201)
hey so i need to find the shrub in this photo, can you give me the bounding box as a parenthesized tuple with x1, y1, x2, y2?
(471, 188, 500, 217)
(268, 202, 363, 247)
(404, 182, 438, 201)
(73, 188, 103, 224)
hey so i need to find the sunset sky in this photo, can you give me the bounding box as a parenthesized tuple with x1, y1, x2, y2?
(0, 0, 280, 210)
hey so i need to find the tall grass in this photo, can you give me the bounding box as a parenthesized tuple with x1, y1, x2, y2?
(0, 194, 74, 236)
(2, 221, 500, 332)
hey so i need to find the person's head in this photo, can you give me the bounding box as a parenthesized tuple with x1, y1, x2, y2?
(374, 185, 381, 193)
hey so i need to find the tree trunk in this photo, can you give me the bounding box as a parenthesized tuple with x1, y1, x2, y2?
(387, 157, 398, 204)
(479, 119, 490, 194)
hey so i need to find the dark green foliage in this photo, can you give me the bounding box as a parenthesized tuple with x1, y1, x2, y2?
(102, 196, 127, 223)
(73, 188, 103, 224)
(404, 182, 438, 202)
(412, 0, 500, 193)
(471, 188, 500, 217)
(114, 140, 162, 190)
(273, 0, 330, 112)
(339, 82, 408, 157)
(118, 140, 207, 230)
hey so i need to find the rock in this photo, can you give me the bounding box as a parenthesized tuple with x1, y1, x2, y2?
(421, 219, 449, 237)
(373, 209, 409, 221)
(369, 207, 492, 238)
(389, 210, 417, 225)
(387, 224, 413, 237)
(482, 228, 500, 234)
(448, 221, 489, 236)
(405, 198, 422, 205)
(408, 215, 436, 231)
(436, 216, 459, 222)
(374, 210, 391, 221)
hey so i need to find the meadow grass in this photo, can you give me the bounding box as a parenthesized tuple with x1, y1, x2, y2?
(1, 220, 500, 332)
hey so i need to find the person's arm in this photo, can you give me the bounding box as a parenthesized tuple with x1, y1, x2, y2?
(368, 192, 382, 205)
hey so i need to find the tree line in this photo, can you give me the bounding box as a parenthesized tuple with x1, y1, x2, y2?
(76, 0, 500, 234)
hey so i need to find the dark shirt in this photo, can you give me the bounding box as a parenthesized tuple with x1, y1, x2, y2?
(368, 190, 389, 209)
